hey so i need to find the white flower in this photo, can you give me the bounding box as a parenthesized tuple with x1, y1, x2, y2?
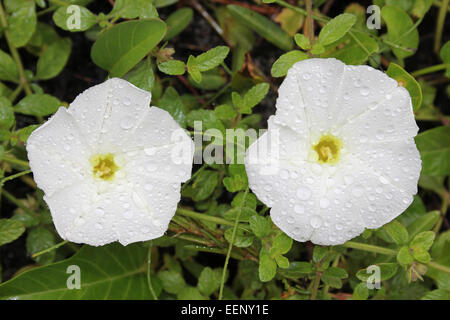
(245, 58, 421, 245)
(26, 78, 194, 246)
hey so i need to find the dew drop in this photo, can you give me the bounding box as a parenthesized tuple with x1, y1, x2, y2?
(360, 87, 370, 96)
(297, 186, 312, 200)
(310, 216, 323, 228)
(123, 97, 131, 106)
(320, 198, 330, 208)
(294, 204, 304, 214)
(120, 116, 134, 130)
(351, 185, 363, 198)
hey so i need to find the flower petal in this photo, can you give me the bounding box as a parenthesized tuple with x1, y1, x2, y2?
(94, 78, 152, 153)
(331, 64, 399, 128)
(291, 58, 345, 136)
(67, 78, 152, 152)
(339, 86, 418, 143)
(27, 107, 91, 196)
(333, 158, 414, 230)
(274, 64, 309, 138)
(348, 138, 421, 195)
(122, 107, 193, 151)
(124, 139, 194, 184)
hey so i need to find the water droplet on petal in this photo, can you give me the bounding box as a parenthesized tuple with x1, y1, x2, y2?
(310, 216, 323, 228)
(297, 186, 312, 200)
(294, 204, 304, 214)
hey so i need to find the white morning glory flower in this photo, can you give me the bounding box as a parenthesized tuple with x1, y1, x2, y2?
(26, 78, 194, 246)
(245, 58, 421, 245)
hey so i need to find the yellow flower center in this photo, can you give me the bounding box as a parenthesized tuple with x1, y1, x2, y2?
(90, 153, 119, 181)
(313, 134, 342, 165)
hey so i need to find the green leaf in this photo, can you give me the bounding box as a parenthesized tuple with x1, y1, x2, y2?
(26, 227, 56, 265)
(197, 267, 221, 296)
(36, 37, 72, 80)
(410, 231, 435, 251)
(223, 175, 248, 193)
(381, 5, 419, 59)
(241, 82, 269, 113)
(422, 289, 450, 300)
(15, 94, 61, 117)
(157, 60, 185, 75)
(189, 69, 227, 90)
(214, 104, 237, 120)
(227, 5, 293, 51)
(274, 254, 289, 269)
(191, 170, 218, 202)
(317, 13, 356, 46)
(398, 195, 426, 228)
(383, 220, 409, 245)
(397, 245, 414, 265)
(271, 233, 293, 255)
(231, 192, 257, 210)
(91, 19, 166, 77)
(158, 270, 186, 294)
(353, 283, 369, 300)
(224, 228, 254, 247)
(0, 50, 19, 82)
(224, 207, 257, 222)
(110, 0, 157, 19)
(415, 126, 450, 176)
(0, 219, 25, 247)
(259, 247, 277, 282)
(326, 32, 378, 65)
(177, 286, 207, 300)
(123, 58, 155, 92)
(324, 267, 348, 279)
(53, 5, 97, 32)
(312, 246, 328, 263)
(157, 87, 186, 127)
(407, 211, 440, 240)
(356, 263, 399, 282)
(186, 109, 225, 133)
(271, 50, 309, 77)
(278, 261, 313, 279)
(195, 46, 230, 72)
(412, 247, 431, 263)
(6, 0, 36, 47)
(0, 243, 154, 299)
(17, 124, 38, 143)
(322, 267, 348, 289)
(186, 55, 202, 83)
(164, 8, 193, 40)
(294, 33, 310, 50)
(310, 43, 325, 55)
(249, 215, 271, 238)
(386, 63, 422, 110)
(440, 41, 450, 77)
(0, 97, 14, 129)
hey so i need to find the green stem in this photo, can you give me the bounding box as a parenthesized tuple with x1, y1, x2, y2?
(428, 261, 450, 274)
(343, 241, 450, 274)
(434, 0, 449, 53)
(1, 170, 31, 186)
(412, 64, 449, 77)
(3, 156, 30, 168)
(8, 83, 23, 102)
(176, 207, 249, 231)
(310, 271, 322, 300)
(1, 188, 37, 218)
(32, 240, 69, 258)
(342, 241, 397, 255)
(218, 187, 248, 300)
(146, 243, 158, 300)
(0, 2, 32, 95)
